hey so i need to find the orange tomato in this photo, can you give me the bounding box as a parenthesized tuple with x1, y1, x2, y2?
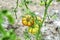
(22, 15, 34, 26)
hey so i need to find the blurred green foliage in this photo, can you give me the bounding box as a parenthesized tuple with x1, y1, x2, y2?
(56, 0, 60, 2)
(0, 9, 16, 40)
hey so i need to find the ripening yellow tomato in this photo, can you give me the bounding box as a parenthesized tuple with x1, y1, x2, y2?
(32, 28, 37, 34)
(22, 15, 34, 26)
(28, 24, 39, 34)
(28, 28, 32, 33)
(37, 16, 42, 21)
(22, 21, 27, 26)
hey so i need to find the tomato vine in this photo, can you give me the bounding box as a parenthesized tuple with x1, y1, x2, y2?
(20, 0, 53, 40)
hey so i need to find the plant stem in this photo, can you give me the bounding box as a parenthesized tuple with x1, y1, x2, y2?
(24, 0, 29, 9)
(36, 0, 53, 40)
(14, 0, 19, 19)
(42, 0, 47, 23)
(42, 0, 53, 23)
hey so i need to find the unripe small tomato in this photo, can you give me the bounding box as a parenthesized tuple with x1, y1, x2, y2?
(22, 15, 34, 26)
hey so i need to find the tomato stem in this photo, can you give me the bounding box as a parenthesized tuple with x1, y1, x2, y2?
(14, 0, 19, 19)
(36, 0, 53, 40)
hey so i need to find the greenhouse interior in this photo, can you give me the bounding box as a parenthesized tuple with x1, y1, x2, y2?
(0, 0, 60, 40)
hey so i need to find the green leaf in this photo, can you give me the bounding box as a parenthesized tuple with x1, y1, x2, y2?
(10, 33, 16, 40)
(0, 9, 8, 15)
(0, 24, 6, 35)
(51, 15, 57, 19)
(2, 36, 10, 40)
(0, 9, 16, 40)
(4, 12, 15, 25)
(6, 32, 10, 37)
(6, 15, 15, 25)
(0, 38, 2, 40)
(0, 9, 15, 25)
(9, 29, 16, 40)
(0, 15, 4, 24)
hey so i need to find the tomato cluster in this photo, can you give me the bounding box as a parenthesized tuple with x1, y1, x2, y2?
(22, 14, 42, 34)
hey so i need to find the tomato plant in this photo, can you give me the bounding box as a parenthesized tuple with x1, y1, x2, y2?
(20, 0, 55, 40)
(19, 0, 53, 40)
(0, 0, 58, 40)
